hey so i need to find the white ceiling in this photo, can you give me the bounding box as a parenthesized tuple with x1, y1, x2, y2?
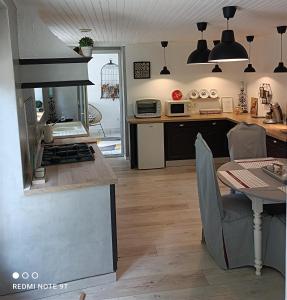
(15, 0, 287, 46)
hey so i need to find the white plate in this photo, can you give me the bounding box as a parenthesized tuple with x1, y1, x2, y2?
(210, 89, 218, 98)
(199, 89, 209, 99)
(189, 89, 199, 99)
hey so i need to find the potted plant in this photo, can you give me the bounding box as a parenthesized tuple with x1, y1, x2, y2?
(79, 36, 94, 57)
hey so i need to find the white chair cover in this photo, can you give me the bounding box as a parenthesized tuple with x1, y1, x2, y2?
(265, 214, 286, 275)
(195, 133, 271, 269)
(227, 122, 267, 160)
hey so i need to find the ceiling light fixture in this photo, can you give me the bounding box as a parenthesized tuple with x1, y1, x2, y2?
(187, 22, 211, 64)
(211, 40, 222, 72)
(274, 26, 287, 73)
(244, 35, 256, 72)
(160, 41, 171, 75)
(209, 6, 248, 62)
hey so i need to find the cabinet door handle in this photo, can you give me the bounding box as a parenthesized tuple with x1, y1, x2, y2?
(179, 124, 184, 127)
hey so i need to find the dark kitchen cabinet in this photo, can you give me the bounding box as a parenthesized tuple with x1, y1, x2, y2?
(164, 120, 235, 161)
(266, 136, 287, 158)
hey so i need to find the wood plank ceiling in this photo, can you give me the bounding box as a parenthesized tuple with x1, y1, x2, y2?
(15, 0, 287, 46)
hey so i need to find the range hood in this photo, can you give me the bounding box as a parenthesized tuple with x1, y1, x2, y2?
(17, 5, 94, 89)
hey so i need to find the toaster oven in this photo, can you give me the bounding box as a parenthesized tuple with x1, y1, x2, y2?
(134, 99, 161, 118)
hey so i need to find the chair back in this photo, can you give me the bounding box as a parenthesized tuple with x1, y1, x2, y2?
(195, 133, 224, 222)
(227, 122, 267, 160)
(195, 133, 227, 268)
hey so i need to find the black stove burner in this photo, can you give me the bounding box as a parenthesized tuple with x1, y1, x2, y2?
(41, 143, 95, 166)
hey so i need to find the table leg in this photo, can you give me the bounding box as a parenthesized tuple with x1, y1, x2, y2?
(252, 198, 263, 276)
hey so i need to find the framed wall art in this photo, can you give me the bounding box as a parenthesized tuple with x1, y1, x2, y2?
(133, 61, 151, 79)
(221, 97, 234, 113)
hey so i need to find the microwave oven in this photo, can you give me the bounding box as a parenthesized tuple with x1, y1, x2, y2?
(165, 100, 192, 117)
(134, 99, 161, 118)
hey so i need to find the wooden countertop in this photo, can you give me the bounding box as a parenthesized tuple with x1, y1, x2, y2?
(25, 140, 117, 196)
(127, 113, 287, 142)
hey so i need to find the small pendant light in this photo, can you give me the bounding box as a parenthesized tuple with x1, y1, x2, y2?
(160, 41, 170, 75)
(274, 26, 287, 73)
(209, 6, 248, 62)
(187, 22, 211, 64)
(244, 35, 256, 72)
(212, 40, 222, 72)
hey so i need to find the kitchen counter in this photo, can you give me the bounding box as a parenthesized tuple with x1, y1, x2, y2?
(25, 140, 117, 195)
(127, 113, 287, 142)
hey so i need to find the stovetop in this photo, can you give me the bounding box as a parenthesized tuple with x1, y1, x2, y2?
(41, 143, 95, 166)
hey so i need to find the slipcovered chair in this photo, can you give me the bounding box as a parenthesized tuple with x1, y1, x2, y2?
(227, 122, 267, 160)
(265, 214, 286, 275)
(195, 133, 271, 269)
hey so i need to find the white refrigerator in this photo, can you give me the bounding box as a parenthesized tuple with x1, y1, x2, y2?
(137, 123, 165, 169)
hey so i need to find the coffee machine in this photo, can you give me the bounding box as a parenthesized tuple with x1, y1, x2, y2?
(263, 102, 283, 124)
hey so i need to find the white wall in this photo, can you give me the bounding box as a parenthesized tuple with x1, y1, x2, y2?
(88, 53, 120, 134)
(125, 35, 287, 116)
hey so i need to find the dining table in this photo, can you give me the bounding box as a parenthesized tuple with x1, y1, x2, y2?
(217, 157, 286, 276)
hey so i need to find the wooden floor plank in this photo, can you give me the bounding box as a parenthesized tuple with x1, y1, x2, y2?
(39, 158, 284, 300)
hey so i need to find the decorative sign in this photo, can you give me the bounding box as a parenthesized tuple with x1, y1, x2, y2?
(250, 97, 259, 117)
(133, 61, 151, 79)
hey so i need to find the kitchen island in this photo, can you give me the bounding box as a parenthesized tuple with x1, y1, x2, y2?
(3, 141, 118, 298)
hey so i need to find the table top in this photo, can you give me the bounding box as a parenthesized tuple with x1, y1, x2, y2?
(217, 158, 287, 203)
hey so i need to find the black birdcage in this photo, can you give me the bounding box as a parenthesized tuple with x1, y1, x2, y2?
(101, 60, 119, 100)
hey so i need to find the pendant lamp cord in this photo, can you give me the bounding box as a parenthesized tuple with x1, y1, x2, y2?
(249, 43, 251, 64)
(163, 47, 167, 66)
(281, 33, 283, 62)
(226, 19, 229, 30)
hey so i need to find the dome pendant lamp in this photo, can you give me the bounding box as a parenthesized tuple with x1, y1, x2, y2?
(187, 22, 211, 64)
(212, 40, 222, 72)
(274, 26, 287, 73)
(209, 6, 248, 62)
(244, 35, 256, 72)
(160, 41, 170, 75)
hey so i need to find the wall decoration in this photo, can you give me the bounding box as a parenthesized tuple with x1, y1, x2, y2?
(238, 83, 248, 113)
(250, 97, 259, 117)
(133, 61, 151, 79)
(101, 60, 119, 100)
(221, 97, 234, 113)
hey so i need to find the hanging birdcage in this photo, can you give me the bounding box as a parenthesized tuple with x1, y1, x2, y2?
(101, 60, 119, 100)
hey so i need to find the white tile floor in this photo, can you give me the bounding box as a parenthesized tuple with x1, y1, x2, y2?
(89, 126, 122, 156)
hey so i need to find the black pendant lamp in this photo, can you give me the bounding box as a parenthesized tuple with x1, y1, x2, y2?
(212, 40, 222, 72)
(209, 6, 248, 62)
(274, 26, 287, 73)
(160, 41, 170, 75)
(244, 35, 256, 72)
(187, 22, 211, 64)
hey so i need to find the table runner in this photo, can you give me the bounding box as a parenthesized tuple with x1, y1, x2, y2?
(234, 157, 282, 169)
(218, 169, 269, 189)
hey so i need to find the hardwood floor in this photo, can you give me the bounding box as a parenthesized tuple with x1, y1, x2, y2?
(45, 158, 284, 300)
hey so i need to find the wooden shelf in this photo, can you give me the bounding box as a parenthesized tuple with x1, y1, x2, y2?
(21, 80, 94, 89)
(19, 57, 92, 65)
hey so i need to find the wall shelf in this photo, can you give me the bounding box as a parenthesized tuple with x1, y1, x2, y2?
(19, 57, 92, 65)
(21, 80, 94, 89)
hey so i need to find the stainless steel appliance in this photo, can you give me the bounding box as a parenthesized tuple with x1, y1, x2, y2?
(134, 99, 161, 118)
(263, 103, 283, 124)
(165, 100, 192, 117)
(41, 143, 95, 166)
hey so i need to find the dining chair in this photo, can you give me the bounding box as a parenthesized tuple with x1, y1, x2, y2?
(264, 214, 286, 275)
(195, 133, 271, 269)
(227, 122, 267, 160)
